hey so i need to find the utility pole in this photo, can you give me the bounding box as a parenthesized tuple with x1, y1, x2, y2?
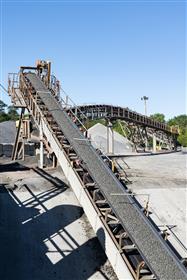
(141, 96, 149, 116)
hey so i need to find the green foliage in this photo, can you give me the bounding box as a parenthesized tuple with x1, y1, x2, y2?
(178, 129, 187, 147)
(0, 100, 7, 113)
(168, 115, 187, 131)
(167, 115, 187, 146)
(150, 113, 165, 123)
(0, 112, 10, 122)
(85, 118, 106, 129)
(0, 100, 19, 122)
(7, 105, 19, 120)
(113, 120, 126, 136)
(149, 113, 187, 146)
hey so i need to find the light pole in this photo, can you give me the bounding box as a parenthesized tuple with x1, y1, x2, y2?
(141, 96, 149, 116)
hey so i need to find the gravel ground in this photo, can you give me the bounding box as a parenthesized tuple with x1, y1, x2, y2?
(120, 152, 187, 258)
(0, 121, 16, 143)
(25, 73, 187, 280)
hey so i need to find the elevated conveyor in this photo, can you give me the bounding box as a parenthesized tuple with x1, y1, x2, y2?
(74, 104, 179, 135)
(24, 72, 187, 280)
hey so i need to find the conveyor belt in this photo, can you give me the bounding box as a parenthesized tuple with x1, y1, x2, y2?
(74, 104, 179, 134)
(26, 73, 187, 280)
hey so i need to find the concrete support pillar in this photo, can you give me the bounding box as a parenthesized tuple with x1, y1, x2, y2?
(145, 138, 148, 151)
(75, 107, 77, 116)
(107, 122, 114, 154)
(65, 95, 69, 107)
(153, 134, 157, 153)
(39, 123, 44, 169)
(22, 140, 25, 161)
(107, 126, 109, 154)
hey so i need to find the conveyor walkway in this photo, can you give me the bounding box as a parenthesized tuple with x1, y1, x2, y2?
(26, 73, 187, 280)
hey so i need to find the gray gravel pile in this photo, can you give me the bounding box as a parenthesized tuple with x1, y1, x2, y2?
(88, 123, 133, 154)
(0, 121, 35, 157)
(0, 121, 16, 144)
(26, 72, 187, 280)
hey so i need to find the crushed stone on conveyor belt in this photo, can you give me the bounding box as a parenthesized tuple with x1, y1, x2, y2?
(26, 72, 187, 280)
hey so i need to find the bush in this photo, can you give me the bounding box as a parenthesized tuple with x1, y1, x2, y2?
(0, 112, 10, 122)
(178, 130, 187, 147)
(150, 113, 165, 123)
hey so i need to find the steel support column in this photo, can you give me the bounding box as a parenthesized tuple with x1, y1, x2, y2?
(107, 122, 114, 154)
(153, 134, 157, 153)
(39, 122, 44, 168)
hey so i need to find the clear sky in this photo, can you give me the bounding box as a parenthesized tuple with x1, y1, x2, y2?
(0, 0, 186, 119)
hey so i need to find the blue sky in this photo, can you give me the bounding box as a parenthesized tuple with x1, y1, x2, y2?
(0, 0, 186, 119)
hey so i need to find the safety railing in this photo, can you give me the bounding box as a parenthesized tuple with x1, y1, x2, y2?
(8, 73, 19, 94)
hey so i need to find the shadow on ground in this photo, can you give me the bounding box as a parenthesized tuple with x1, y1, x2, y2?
(0, 168, 108, 280)
(0, 162, 30, 172)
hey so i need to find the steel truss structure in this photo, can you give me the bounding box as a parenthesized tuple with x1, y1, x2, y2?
(71, 105, 178, 152)
(7, 61, 187, 280)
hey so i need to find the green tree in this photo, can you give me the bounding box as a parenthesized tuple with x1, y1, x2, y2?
(113, 120, 127, 136)
(150, 113, 165, 123)
(168, 115, 187, 132)
(168, 115, 187, 146)
(0, 112, 10, 122)
(0, 100, 8, 122)
(178, 129, 187, 147)
(0, 101, 20, 122)
(7, 105, 19, 120)
(0, 100, 7, 113)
